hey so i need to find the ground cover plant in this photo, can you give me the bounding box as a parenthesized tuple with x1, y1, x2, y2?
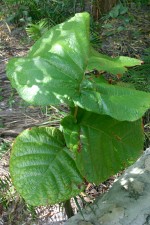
(1, 0, 83, 27)
(122, 48, 150, 92)
(5, 12, 150, 209)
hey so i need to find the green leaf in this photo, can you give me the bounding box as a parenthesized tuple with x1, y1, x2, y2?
(119, 5, 128, 15)
(6, 12, 90, 106)
(10, 127, 84, 206)
(73, 79, 103, 116)
(75, 109, 144, 184)
(28, 13, 90, 65)
(109, 6, 119, 18)
(74, 79, 150, 121)
(117, 26, 125, 32)
(87, 48, 142, 75)
(61, 115, 80, 152)
(7, 57, 79, 105)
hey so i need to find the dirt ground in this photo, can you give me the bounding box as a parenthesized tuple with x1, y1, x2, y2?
(0, 3, 150, 225)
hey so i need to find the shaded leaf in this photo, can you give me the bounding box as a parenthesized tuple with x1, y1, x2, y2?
(61, 115, 80, 152)
(76, 109, 144, 184)
(73, 79, 150, 121)
(87, 48, 142, 75)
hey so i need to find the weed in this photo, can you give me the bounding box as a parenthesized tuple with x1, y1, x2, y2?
(100, 1, 136, 38)
(121, 0, 150, 6)
(26, 19, 49, 41)
(121, 48, 150, 92)
(0, 172, 37, 223)
(0, 139, 11, 160)
(108, 3, 128, 19)
(2, 0, 77, 26)
(0, 176, 11, 209)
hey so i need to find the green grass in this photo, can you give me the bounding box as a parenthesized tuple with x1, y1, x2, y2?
(0, 174, 37, 224)
(121, 48, 150, 92)
(0, 139, 11, 160)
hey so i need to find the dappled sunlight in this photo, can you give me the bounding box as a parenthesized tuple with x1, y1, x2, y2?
(52, 92, 69, 103)
(51, 43, 64, 55)
(29, 28, 62, 57)
(16, 65, 23, 72)
(9, 52, 83, 105)
(21, 85, 40, 102)
(130, 167, 144, 175)
(28, 15, 89, 59)
(120, 177, 127, 186)
(120, 162, 145, 191)
(120, 176, 136, 190)
(42, 76, 52, 84)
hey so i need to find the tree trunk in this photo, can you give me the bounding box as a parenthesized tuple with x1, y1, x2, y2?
(78, 0, 118, 19)
(83, 0, 118, 19)
(65, 148, 150, 225)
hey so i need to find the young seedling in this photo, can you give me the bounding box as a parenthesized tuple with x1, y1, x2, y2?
(6, 12, 150, 207)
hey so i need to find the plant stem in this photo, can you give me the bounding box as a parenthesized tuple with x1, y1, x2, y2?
(64, 199, 74, 218)
(74, 106, 78, 119)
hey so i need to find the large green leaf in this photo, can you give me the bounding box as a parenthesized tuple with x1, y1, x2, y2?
(10, 127, 84, 206)
(87, 48, 142, 75)
(73, 79, 150, 121)
(7, 56, 79, 105)
(28, 13, 90, 68)
(6, 12, 90, 105)
(75, 109, 144, 184)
